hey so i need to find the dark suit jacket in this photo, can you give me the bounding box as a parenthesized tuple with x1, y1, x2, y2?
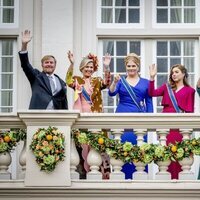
(19, 52, 68, 109)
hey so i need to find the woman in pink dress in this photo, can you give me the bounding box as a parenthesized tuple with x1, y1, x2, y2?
(149, 64, 195, 179)
(66, 51, 111, 179)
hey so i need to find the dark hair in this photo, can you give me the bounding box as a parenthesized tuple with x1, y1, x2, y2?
(169, 64, 189, 90)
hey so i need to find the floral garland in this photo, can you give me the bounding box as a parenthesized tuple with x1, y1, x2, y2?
(30, 126, 65, 173)
(0, 129, 21, 153)
(73, 129, 200, 164)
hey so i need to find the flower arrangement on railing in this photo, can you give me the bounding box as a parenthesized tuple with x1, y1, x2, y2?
(30, 126, 65, 173)
(73, 129, 200, 164)
(0, 130, 21, 153)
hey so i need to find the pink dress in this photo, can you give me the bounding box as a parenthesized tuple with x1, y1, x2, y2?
(149, 80, 195, 179)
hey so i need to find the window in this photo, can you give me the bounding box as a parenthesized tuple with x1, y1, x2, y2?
(156, 0, 196, 24)
(97, 0, 144, 27)
(0, 39, 16, 113)
(99, 39, 142, 112)
(155, 39, 196, 112)
(0, 0, 19, 27)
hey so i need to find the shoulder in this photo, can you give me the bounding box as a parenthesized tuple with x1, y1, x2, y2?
(185, 86, 195, 93)
(140, 77, 150, 84)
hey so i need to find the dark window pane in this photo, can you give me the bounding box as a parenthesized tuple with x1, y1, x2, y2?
(170, 41, 181, 56)
(130, 41, 140, 55)
(157, 74, 168, 87)
(3, 8, 14, 23)
(1, 108, 12, 112)
(170, 58, 181, 66)
(103, 90, 114, 106)
(129, 9, 139, 23)
(157, 97, 162, 106)
(2, 40, 13, 55)
(1, 91, 12, 106)
(184, 41, 194, 56)
(3, 0, 14, 6)
(157, 9, 168, 23)
(102, 0, 112, 6)
(183, 58, 194, 72)
(170, 0, 182, 6)
(188, 74, 194, 86)
(2, 57, 13, 72)
(157, 0, 168, 6)
(115, 0, 126, 6)
(157, 58, 168, 72)
(184, 9, 195, 23)
(102, 8, 113, 23)
(103, 108, 114, 113)
(184, 0, 195, 6)
(103, 41, 114, 55)
(116, 58, 125, 72)
(170, 8, 181, 23)
(115, 9, 126, 23)
(116, 41, 127, 56)
(1, 74, 13, 89)
(129, 0, 139, 6)
(157, 41, 168, 56)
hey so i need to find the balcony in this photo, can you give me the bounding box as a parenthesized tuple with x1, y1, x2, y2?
(0, 111, 200, 200)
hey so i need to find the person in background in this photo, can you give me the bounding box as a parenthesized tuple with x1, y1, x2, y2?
(109, 53, 153, 179)
(18, 30, 68, 109)
(149, 64, 195, 179)
(66, 50, 111, 179)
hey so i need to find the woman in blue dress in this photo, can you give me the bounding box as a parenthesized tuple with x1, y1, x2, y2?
(109, 53, 153, 179)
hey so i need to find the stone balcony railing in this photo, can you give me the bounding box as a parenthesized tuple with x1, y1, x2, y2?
(0, 111, 200, 200)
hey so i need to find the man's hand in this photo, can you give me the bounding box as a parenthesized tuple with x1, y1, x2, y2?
(21, 30, 32, 51)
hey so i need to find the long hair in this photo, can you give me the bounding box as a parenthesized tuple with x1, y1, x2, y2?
(169, 64, 190, 90)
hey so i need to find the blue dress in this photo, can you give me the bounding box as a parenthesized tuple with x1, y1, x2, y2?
(109, 77, 153, 179)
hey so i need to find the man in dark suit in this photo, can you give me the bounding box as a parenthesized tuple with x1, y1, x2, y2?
(19, 30, 68, 109)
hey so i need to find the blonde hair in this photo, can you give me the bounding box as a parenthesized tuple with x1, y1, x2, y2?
(124, 53, 140, 69)
(169, 64, 189, 90)
(41, 55, 57, 64)
(79, 53, 99, 72)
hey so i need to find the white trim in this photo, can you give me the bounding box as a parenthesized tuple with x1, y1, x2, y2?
(12, 40, 17, 114)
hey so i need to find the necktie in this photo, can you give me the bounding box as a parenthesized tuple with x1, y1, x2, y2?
(48, 76, 56, 94)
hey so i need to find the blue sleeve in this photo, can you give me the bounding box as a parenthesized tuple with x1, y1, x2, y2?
(108, 81, 120, 96)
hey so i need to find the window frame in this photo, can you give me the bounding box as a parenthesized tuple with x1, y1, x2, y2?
(0, 0, 19, 28)
(152, 0, 200, 28)
(0, 39, 17, 113)
(97, 0, 144, 28)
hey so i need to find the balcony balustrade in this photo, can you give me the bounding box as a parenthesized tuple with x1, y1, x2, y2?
(0, 111, 200, 200)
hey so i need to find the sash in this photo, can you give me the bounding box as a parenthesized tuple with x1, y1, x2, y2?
(82, 86, 92, 105)
(166, 83, 181, 113)
(121, 76, 145, 112)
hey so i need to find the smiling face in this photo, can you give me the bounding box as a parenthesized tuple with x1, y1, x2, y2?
(41, 56, 56, 75)
(126, 59, 139, 76)
(81, 62, 94, 78)
(171, 67, 185, 83)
